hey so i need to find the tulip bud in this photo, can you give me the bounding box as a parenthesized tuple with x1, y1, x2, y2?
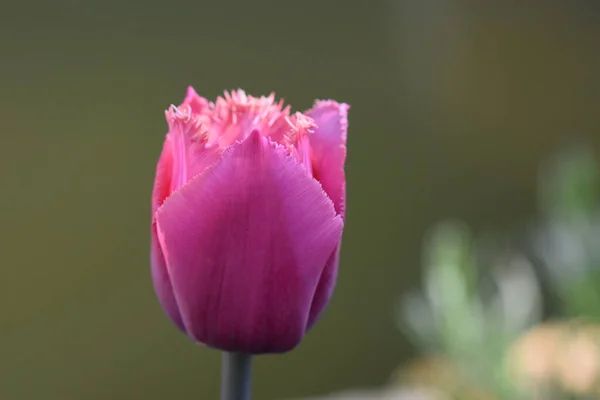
(150, 88, 349, 353)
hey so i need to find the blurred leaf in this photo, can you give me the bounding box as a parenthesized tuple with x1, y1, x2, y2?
(539, 145, 599, 220)
(397, 290, 439, 350)
(398, 220, 543, 400)
(425, 221, 478, 299)
(561, 268, 600, 320)
(534, 144, 600, 321)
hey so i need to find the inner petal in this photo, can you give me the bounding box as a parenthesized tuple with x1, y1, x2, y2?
(208, 90, 290, 146)
(206, 90, 316, 174)
(165, 104, 223, 193)
(164, 89, 318, 194)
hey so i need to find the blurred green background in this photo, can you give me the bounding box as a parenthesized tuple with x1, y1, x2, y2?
(1, 1, 599, 399)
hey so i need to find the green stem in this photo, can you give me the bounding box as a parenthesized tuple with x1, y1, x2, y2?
(220, 352, 252, 400)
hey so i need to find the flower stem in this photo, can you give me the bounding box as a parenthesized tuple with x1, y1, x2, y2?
(220, 352, 252, 400)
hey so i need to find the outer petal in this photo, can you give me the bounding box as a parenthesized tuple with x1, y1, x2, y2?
(305, 100, 349, 327)
(306, 100, 349, 217)
(155, 131, 344, 353)
(150, 138, 185, 331)
(151, 222, 186, 332)
(307, 247, 340, 328)
(151, 136, 173, 213)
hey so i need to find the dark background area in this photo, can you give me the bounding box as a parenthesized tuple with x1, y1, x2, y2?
(1, 1, 599, 399)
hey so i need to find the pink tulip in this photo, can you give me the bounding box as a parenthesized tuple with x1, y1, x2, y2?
(150, 87, 349, 353)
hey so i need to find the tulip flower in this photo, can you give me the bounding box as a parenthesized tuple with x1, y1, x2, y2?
(150, 87, 349, 355)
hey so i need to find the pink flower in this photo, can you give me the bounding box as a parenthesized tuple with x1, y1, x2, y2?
(151, 87, 349, 353)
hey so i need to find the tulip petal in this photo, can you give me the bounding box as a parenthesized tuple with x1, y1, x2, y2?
(306, 100, 349, 217)
(165, 106, 224, 194)
(151, 135, 174, 213)
(307, 246, 341, 328)
(151, 222, 186, 332)
(183, 86, 209, 114)
(304, 100, 349, 328)
(156, 131, 344, 353)
(151, 136, 186, 332)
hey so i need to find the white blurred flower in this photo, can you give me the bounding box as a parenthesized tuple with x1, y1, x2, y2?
(489, 256, 543, 337)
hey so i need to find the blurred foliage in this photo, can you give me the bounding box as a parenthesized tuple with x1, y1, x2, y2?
(396, 221, 539, 400)
(539, 145, 599, 220)
(394, 144, 600, 400)
(534, 146, 600, 319)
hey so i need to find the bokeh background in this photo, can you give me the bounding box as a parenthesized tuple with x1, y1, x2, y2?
(2, 1, 600, 399)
